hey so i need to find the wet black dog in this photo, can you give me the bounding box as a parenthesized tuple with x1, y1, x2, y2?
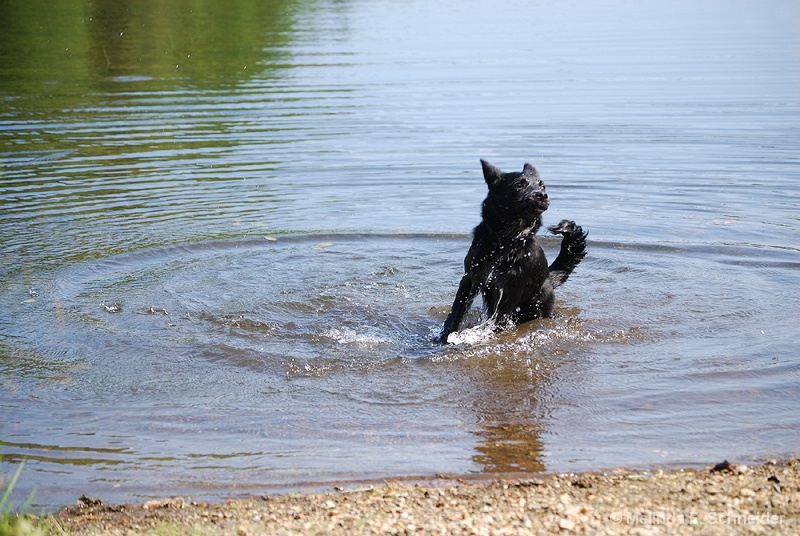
(439, 160, 587, 343)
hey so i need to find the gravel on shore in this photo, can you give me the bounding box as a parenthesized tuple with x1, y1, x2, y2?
(44, 458, 798, 535)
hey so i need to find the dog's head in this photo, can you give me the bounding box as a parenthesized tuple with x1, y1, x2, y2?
(480, 160, 549, 224)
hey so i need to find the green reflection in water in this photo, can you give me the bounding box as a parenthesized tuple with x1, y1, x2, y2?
(0, 0, 305, 276)
(0, 0, 299, 98)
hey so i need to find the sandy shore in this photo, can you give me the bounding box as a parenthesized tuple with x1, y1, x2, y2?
(43, 458, 797, 535)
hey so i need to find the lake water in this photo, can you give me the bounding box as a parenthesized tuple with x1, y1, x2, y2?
(1, 0, 799, 511)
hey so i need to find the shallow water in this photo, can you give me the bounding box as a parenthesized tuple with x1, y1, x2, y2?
(1, 0, 799, 510)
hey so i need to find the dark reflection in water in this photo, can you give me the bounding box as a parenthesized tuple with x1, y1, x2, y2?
(1, 0, 799, 511)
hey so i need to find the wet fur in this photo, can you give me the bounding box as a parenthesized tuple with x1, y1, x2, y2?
(439, 160, 587, 343)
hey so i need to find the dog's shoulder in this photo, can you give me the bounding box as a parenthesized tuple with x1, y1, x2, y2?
(464, 221, 494, 268)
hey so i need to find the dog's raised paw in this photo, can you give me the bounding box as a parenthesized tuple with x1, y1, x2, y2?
(548, 219, 583, 237)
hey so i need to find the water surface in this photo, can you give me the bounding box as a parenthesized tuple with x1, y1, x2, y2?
(1, 0, 799, 510)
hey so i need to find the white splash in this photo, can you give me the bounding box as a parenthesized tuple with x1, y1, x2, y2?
(444, 322, 496, 345)
(322, 327, 392, 346)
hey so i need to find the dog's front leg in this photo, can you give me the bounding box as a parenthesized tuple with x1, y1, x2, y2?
(439, 274, 477, 343)
(547, 220, 588, 287)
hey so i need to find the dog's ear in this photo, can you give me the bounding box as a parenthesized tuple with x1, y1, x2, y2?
(480, 159, 502, 188)
(522, 163, 537, 175)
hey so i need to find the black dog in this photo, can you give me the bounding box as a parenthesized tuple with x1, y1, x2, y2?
(439, 160, 587, 343)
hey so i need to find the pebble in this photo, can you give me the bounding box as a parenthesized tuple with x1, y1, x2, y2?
(558, 518, 576, 531)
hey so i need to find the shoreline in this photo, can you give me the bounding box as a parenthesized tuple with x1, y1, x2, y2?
(47, 458, 798, 535)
